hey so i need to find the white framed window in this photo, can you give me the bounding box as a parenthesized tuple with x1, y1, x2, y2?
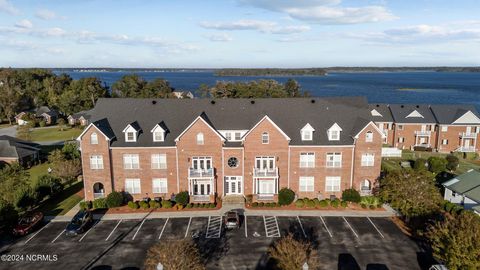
(442, 139, 448, 145)
(151, 154, 167, 169)
(299, 176, 314, 192)
(299, 153, 315, 168)
(361, 153, 375, 166)
(123, 154, 140, 169)
(397, 125, 404, 130)
(225, 132, 232, 141)
(398, 137, 405, 143)
(262, 132, 269, 144)
(234, 132, 242, 140)
(90, 132, 98, 145)
(125, 179, 141, 194)
(153, 131, 164, 142)
(325, 176, 341, 192)
(90, 155, 103, 170)
(366, 131, 373, 142)
(301, 130, 312, 141)
(196, 133, 204, 145)
(126, 132, 136, 142)
(152, 178, 168, 193)
(328, 130, 340, 141)
(326, 153, 342, 168)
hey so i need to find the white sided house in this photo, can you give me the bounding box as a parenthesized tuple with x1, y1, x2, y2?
(443, 169, 480, 215)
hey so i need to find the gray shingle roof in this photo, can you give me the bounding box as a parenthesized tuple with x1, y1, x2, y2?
(89, 97, 372, 147)
(388, 104, 437, 123)
(368, 104, 394, 122)
(0, 135, 40, 159)
(429, 104, 480, 124)
(72, 109, 94, 120)
(443, 169, 480, 203)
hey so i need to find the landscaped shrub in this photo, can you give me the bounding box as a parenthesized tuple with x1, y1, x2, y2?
(177, 204, 184, 210)
(186, 203, 193, 208)
(259, 202, 265, 207)
(93, 198, 107, 209)
(369, 205, 376, 210)
(245, 194, 253, 204)
(34, 174, 63, 198)
(340, 201, 348, 208)
(361, 203, 367, 209)
(318, 200, 328, 207)
(139, 200, 149, 209)
(80, 201, 92, 210)
(209, 203, 216, 208)
(446, 154, 459, 171)
(161, 200, 173, 209)
(252, 202, 258, 207)
(193, 203, 200, 208)
(427, 156, 447, 173)
(106, 191, 124, 208)
(312, 198, 320, 206)
(330, 199, 340, 208)
(39, 120, 46, 127)
(444, 201, 455, 212)
(413, 158, 428, 171)
(278, 188, 295, 206)
(175, 191, 189, 206)
(360, 196, 381, 208)
(295, 200, 305, 208)
(149, 200, 160, 208)
(128, 201, 139, 209)
(341, 188, 361, 203)
(305, 199, 315, 208)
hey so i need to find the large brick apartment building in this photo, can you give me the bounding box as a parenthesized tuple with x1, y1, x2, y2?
(78, 97, 384, 202)
(78, 97, 480, 202)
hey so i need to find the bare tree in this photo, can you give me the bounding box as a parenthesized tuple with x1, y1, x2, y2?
(269, 234, 320, 270)
(144, 239, 205, 270)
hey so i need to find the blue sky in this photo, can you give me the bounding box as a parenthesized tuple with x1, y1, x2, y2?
(0, 0, 479, 68)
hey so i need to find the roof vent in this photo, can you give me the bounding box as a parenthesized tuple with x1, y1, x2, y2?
(416, 105, 419, 108)
(211, 100, 216, 105)
(152, 100, 157, 105)
(250, 100, 255, 104)
(376, 104, 380, 107)
(400, 105, 404, 108)
(311, 99, 315, 103)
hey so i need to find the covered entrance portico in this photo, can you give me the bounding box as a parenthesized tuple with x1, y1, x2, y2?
(224, 176, 243, 195)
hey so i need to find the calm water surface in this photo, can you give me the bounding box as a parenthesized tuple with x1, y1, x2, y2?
(56, 71, 480, 109)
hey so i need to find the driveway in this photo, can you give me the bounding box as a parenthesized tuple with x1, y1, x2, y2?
(0, 125, 17, 137)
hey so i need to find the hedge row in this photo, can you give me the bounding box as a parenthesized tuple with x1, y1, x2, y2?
(295, 198, 348, 208)
(251, 202, 281, 208)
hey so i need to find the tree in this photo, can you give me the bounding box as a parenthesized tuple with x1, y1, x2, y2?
(175, 191, 189, 206)
(105, 191, 124, 208)
(143, 78, 175, 98)
(379, 170, 442, 220)
(427, 156, 447, 174)
(284, 79, 301, 97)
(0, 163, 30, 204)
(144, 239, 205, 270)
(342, 188, 361, 203)
(413, 158, 427, 171)
(446, 155, 459, 172)
(48, 149, 81, 185)
(278, 188, 295, 205)
(268, 234, 319, 270)
(0, 69, 24, 124)
(425, 211, 480, 270)
(111, 74, 148, 98)
(0, 199, 18, 228)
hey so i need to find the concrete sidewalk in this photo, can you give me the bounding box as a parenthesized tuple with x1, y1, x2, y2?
(46, 203, 397, 222)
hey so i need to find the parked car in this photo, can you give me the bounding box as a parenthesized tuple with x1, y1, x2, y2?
(65, 210, 93, 236)
(224, 211, 240, 230)
(13, 212, 44, 236)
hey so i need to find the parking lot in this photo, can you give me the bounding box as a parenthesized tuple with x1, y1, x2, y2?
(0, 214, 427, 270)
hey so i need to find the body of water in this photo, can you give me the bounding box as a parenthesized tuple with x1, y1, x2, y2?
(56, 70, 480, 109)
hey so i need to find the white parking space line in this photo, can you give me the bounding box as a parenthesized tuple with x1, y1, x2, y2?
(319, 216, 332, 238)
(263, 216, 280, 237)
(106, 219, 122, 241)
(244, 215, 248, 238)
(24, 223, 49, 245)
(367, 217, 385, 239)
(132, 219, 146, 240)
(51, 229, 66, 243)
(342, 217, 359, 238)
(296, 216, 307, 238)
(206, 216, 222, 239)
(158, 218, 169, 240)
(79, 220, 100, 242)
(184, 217, 192, 238)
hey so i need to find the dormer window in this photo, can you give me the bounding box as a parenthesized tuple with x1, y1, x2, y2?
(123, 123, 140, 142)
(90, 132, 98, 144)
(196, 133, 204, 145)
(366, 131, 373, 142)
(262, 132, 269, 144)
(301, 123, 314, 141)
(151, 124, 165, 142)
(327, 123, 342, 141)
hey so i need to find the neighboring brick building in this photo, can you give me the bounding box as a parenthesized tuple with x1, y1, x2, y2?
(78, 97, 385, 202)
(372, 103, 480, 153)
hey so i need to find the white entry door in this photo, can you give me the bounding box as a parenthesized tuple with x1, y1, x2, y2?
(225, 176, 242, 195)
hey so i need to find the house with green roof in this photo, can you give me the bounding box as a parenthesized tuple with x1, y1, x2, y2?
(443, 169, 480, 215)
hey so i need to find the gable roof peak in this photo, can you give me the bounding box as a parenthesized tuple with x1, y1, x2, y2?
(406, 110, 424, 118)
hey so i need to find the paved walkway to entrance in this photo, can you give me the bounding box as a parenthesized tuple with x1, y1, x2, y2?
(47, 204, 398, 222)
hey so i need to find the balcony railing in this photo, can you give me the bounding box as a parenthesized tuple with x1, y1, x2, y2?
(191, 195, 210, 202)
(460, 132, 477, 138)
(253, 167, 278, 178)
(415, 130, 431, 136)
(93, 192, 105, 199)
(188, 168, 214, 178)
(360, 189, 372, 196)
(456, 146, 476, 152)
(256, 194, 275, 201)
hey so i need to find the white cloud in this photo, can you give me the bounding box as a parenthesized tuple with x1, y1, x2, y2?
(36, 9, 64, 20)
(15, 19, 33, 29)
(238, 0, 396, 24)
(199, 19, 310, 34)
(0, 0, 19, 15)
(204, 33, 233, 42)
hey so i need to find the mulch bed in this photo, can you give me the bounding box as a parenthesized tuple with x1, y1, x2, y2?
(245, 202, 386, 211)
(100, 201, 223, 214)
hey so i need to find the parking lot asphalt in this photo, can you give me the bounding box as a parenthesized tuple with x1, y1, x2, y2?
(0, 215, 428, 270)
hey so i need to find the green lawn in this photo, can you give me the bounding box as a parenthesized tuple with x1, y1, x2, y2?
(382, 150, 480, 175)
(36, 181, 83, 216)
(27, 162, 51, 182)
(29, 126, 83, 141)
